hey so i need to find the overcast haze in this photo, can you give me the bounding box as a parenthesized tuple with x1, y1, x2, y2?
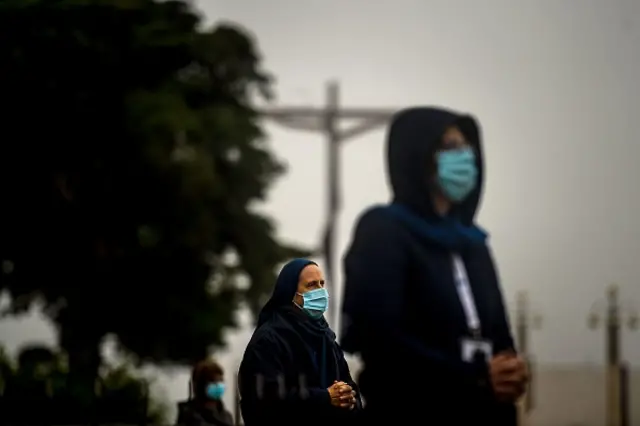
(1, 0, 639, 415)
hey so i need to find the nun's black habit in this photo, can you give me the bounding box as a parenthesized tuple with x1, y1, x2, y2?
(238, 259, 362, 426)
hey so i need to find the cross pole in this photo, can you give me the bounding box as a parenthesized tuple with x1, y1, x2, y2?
(259, 80, 397, 329)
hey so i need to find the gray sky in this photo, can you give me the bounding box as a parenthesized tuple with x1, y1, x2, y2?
(1, 0, 639, 414)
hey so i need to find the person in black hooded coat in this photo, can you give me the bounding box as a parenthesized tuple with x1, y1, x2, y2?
(238, 259, 362, 426)
(341, 107, 528, 425)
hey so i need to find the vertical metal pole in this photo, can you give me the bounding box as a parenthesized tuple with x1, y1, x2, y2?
(515, 291, 529, 426)
(323, 81, 340, 329)
(606, 285, 621, 426)
(606, 285, 620, 367)
(620, 361, 629, 426)
(516, 291, 528, 355)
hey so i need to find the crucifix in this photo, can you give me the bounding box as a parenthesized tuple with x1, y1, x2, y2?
(260, 80, 396, 328)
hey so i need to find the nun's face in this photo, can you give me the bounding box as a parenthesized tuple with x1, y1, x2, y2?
(293, 264, 325, 306)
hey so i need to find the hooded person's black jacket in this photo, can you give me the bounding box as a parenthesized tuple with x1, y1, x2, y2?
(341, 107, 517, 425)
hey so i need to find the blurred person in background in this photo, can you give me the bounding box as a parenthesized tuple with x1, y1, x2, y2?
(176, 359, 233, 426)
(238, 259, 361, 426)
(341, 107, 528, 425)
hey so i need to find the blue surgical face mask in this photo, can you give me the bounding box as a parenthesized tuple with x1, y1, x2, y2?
(205, 382, 225, 400)
(436, 147, 478, 203)
(296, 288, 329, 319)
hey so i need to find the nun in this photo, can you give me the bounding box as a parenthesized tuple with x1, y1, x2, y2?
(238, 259, 362, 426)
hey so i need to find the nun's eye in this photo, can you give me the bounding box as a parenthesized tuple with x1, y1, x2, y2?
(306, 280, 325, 289)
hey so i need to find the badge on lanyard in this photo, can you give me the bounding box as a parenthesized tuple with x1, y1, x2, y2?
(451, 254, 493, 363)
(460, 334, 493, 363)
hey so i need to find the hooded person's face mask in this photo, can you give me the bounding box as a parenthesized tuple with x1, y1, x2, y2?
(436, 147, 478, 202)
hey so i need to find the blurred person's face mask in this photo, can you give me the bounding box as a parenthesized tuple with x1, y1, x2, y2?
(436, 147, 478, 202)
(295, 288, 329, 319)
(205, 382, 225, 400)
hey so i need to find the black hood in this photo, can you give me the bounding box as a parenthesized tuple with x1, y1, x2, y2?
(386, 107, 484, 226)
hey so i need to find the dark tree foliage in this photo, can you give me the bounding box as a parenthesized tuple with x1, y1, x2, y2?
(0, 344, 169, 424)
(0, 0, 306, 399)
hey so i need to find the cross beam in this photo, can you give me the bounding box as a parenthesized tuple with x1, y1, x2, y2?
(259, 81, 397, 329)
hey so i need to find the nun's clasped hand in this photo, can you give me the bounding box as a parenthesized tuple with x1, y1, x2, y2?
(328, 381, 357, 409)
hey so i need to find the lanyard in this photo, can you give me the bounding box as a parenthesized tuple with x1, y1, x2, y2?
(451, 254, 482, 338)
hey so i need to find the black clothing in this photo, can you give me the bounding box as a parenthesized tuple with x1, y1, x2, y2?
(341, 107, 517, 425)
(239, 259, 362, 426)
(176, 400, 233, 426)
